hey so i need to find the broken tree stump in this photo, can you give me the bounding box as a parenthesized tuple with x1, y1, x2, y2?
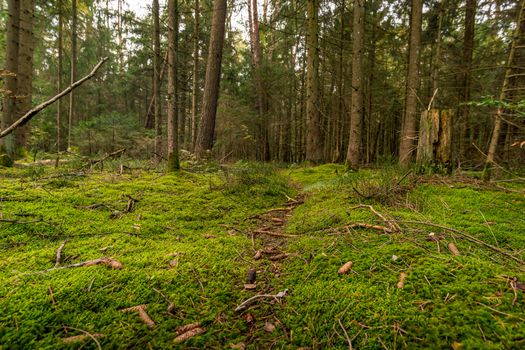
(416, 109, 453, 172)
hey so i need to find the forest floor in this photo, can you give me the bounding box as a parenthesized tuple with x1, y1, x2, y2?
(0, 160, 524, 349)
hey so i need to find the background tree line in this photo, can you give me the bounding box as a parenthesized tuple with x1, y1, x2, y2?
(1, 0, 524, 172)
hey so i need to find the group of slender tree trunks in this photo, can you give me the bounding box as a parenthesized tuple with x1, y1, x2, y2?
(1, 0, 524, 172)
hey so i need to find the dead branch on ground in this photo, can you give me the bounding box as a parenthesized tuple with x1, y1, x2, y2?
(235, 289, 289, 312)
(54, 239, 68, 267)
(28, 257, 123, 275)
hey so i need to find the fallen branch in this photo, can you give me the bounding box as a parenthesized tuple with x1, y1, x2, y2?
(349, 205, 401, 233)
(253, 230, 298, 238)
(121, 304, 155, 328)
(84, 148, 126, 169)
(235, 289, 288, 312)
(395, 220, 523, 264)
(63, 326, 103, 350)
(28, 257, 123, 275)
(63, 333, 105, 345)
(54, 239, 68, 267)
(0, 57, 109, 139)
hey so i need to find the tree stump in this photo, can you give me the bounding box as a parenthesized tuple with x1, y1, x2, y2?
(416, 109, 453, 172)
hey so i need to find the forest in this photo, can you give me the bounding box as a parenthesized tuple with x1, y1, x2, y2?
(0, 0, 524, 348)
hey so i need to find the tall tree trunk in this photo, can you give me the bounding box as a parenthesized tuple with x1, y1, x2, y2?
(346, 0, 365, 169)
(459, 0, 477, 159)
(1, 0, 20, 166)
(399, 0, 423, 166)
(249, 0, 269, 160)
(153, 0, 162, 159)
(191, 0, 200, 151)
(68, 0, 77, 151)
(167, 0, 180, 171)
(16, 0, 34, 150)
(57, 0, 63, 157)
(484, 0, 525, 179)
(305, 0, 323, 163)
(195, 0, 228, 156)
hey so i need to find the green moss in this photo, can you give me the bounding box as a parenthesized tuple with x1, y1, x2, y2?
(1, 163, 524, 348)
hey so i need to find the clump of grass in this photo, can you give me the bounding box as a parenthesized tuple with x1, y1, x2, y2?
(347, 168, 421, 208)
(220, 161, 289, 196)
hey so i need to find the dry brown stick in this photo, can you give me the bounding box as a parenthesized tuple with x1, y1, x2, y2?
(349, 205, 401, 232)
(395, 220, 523, 264)
(28, 257, 123, 275)
(63, 326, 103, 350)
(85, 148, 126, 169)
(63, 333, 105, 344)
(0, 58, 109, 139)
(48, 286, 56, 305)
(338, 318, 353, 350)
(253, 230, 298, 238)
(54, 239, 68, 268)
(121, 304, 155, 328)
(234, 289, 288, 312)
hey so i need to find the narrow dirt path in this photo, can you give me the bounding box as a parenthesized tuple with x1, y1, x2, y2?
(232, 194, 306, 346)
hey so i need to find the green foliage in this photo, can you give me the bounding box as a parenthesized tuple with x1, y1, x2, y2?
(72, 113, 154, 157)
(467, 96, 525, 117)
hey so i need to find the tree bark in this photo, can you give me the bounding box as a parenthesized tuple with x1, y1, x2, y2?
(484, 0, 525, 179)
(1, 0, 20, 166)
(305, 0, 323, 164)
(195, 0, 228, 156)
(153, 0, 162, 159)
(399, 0, 423, 166)
(15, 0, 34, 151)
(191, 0, 200, 151)
(167, 0, 180, 171)
(458, 0, 476, 159)
(68, 0, 77, 151)
(57, 0, 63, 155)
(346, 0, 365, 169)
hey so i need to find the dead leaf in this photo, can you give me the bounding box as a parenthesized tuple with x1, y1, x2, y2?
(338, 261, 353, 275)
(230, 343, 246, 350)
(253, 250, 262, 260)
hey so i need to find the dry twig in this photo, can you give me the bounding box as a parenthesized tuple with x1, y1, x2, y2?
(54, 239, 68, 267)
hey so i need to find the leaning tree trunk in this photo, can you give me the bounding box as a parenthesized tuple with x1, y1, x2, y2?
(167, 0, 180, 171)
(305, 0, 323, 164)
(346, 0, 365, 169)
(399, 0, 423, 166)
(1, 0, 20, 166)
(484, 0, 525, 180)
(195, 0, 227, 157)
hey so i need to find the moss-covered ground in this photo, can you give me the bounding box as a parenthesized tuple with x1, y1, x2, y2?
(0, 162, 524, 349)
